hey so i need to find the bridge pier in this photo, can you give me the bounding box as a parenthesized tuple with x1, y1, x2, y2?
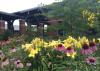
(19, 19, 26, 34)
(0, 20, 5, 34)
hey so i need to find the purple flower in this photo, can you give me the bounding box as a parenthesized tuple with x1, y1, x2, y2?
(64, 47, 76, 58)
(55, 44, 65, 52)
(9, 47, 16, 53)
(1, 57, 9, 68)
(89, 42, 97, 52)
(0, 50, 5, 60)
(86, 57, 96, 65)
(81, 43, 92, 55)
(65, 47, 74, 54)
(14, 59, 24, 68)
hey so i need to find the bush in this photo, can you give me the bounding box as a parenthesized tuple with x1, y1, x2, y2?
(0, 34, 4, 40)
(0, 30, 13, 41)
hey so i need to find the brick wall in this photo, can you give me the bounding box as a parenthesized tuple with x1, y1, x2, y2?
(0, 20, 5, 34)
(19, 19, 26, 34)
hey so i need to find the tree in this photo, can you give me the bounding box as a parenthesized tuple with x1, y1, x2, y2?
(43, 0, 100, 37)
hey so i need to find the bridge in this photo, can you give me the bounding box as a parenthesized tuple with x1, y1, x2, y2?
(0, 7, 49, 34)
(0, 7, 63, 35)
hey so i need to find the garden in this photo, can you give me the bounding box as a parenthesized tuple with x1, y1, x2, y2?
(0, 0, 100, 71)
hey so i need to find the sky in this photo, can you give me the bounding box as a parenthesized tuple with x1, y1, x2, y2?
(0, 0, 56, 13)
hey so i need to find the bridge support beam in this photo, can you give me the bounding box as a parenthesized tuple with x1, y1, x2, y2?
(0, 20, 5, 34)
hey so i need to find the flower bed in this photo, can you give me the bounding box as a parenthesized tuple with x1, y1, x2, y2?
(22, 36, 100, 71)
(0, 35, 100, 71)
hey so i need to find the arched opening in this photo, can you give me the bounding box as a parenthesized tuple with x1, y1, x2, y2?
(13, 19, 20, 31)
(5, 21, 8, 30)
(25, 22, 27, 26)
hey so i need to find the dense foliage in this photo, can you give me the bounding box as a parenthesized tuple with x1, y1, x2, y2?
(43, 0, 100, 38)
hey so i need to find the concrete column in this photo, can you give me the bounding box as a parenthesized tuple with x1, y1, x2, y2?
(19, 19, 26, 34)
(0, 20, 5, 34)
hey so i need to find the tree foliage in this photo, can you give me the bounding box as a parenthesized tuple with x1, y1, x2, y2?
(43, 0, 100, 38)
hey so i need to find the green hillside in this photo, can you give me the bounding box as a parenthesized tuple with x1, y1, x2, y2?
(43, 0, 100, 38)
